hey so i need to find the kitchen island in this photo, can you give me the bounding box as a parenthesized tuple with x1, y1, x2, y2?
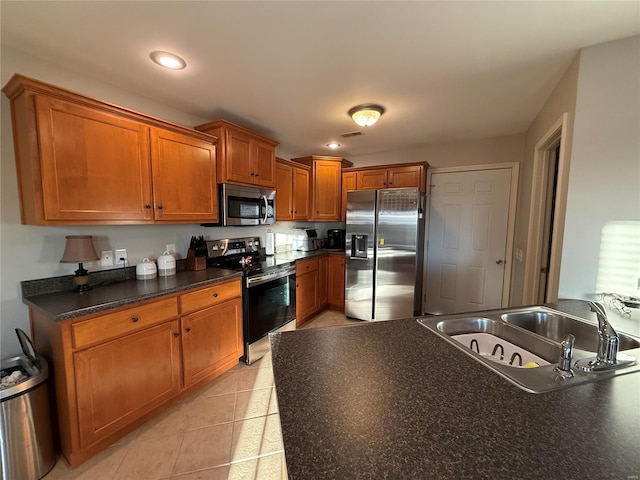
(270, 302, 640, 479)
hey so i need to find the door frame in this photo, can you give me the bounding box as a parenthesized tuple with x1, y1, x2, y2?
(425, 162, 520, 309)
(522, 113, 569, 304)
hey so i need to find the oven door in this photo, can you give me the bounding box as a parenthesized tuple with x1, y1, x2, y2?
(243, 266, 296, 363)
(221, 184, 275, 226)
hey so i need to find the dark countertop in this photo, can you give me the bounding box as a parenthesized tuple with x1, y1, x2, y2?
(271, 303, 640, 479)
(22, 268, 243, 322)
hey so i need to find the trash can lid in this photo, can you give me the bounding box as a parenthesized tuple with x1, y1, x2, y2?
(16, 328, 40, 369)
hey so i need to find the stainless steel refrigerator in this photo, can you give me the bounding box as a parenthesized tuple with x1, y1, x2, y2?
(345, 188, 425, 321)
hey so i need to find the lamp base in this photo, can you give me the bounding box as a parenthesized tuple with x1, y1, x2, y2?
(72, 263, 92, 292)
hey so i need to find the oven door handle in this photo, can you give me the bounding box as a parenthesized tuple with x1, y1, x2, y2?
(260, 194, 268, 224)
(246, 267, 295, 287)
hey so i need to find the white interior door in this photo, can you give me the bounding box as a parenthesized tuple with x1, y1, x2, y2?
(426, 168, 512, 314)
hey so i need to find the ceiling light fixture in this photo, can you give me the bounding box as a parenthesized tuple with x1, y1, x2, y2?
(348, 104, 385, 127)
(326, 142, 341, 149)
(149, 51, 187, 70)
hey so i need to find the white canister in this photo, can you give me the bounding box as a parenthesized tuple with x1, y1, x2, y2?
(157, 251, 176, 276)
(265, 231, 275, 256)
(136, 258, 157, 280)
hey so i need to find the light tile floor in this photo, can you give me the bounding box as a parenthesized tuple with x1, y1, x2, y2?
(44, 310, 360, 480)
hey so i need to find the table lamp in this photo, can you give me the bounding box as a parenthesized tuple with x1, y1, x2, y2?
(60, 235, 100, 292)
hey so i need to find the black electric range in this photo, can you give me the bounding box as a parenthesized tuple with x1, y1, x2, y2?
(205, 237, 296, 364)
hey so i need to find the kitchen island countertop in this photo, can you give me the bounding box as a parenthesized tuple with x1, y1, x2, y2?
(270, 302, 640, 479)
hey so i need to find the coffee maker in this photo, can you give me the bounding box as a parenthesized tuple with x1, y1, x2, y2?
(326, 229, 346, 250)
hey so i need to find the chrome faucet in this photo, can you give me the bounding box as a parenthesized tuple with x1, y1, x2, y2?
(575, 301, 636, 373)
(554, 333, 575, 378)
(590, 301, 619, 365)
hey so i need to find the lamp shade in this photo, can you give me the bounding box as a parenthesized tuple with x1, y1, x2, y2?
(348, 104, 385, 127)
(60, 235, 99, 263)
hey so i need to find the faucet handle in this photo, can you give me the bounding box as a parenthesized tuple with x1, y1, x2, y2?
(556, 334, 575, 376)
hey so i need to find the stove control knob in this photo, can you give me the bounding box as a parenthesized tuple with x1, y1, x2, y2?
(248, 241, 253, 247)
(212, 245, 219, 251)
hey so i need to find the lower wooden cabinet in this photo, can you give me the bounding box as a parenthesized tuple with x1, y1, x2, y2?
(328, 255, 346, 309)
(30, 277, 242, 468)
(296, 258, 319, 326)
(318, 256, 328, 308)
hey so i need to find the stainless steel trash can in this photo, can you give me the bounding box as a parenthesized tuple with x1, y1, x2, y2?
(1, 330, 55, 480)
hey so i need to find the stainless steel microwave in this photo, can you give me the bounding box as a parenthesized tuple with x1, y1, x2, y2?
(212, 184, 276, 226)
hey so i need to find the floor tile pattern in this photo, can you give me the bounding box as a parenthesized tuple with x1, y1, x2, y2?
(44, 310, 358, 480)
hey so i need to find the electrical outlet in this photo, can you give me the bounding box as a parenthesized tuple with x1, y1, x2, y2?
(115, 248, 127, 265)
(166, 244, 176, 254)
(100, 250, 114, 267)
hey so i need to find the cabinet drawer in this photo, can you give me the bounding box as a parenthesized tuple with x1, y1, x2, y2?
(71, 297, 179, 349)
(179, 279, 242, 314)
(297, 258, 319, 275)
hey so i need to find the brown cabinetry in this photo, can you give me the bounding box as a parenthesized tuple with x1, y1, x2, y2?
(328, 255, 346, 309)
(296, 258, 319, 326)
(29, 278, 242, 468)
(3, 74, 219, 225)
(292, 156, 353, 222)
(341, 171, 357, 221)
(195, 119, 278, 189)
(275, 158, 310, 221)
(318, 256, 328, 308)
(344, 162, 428, 192)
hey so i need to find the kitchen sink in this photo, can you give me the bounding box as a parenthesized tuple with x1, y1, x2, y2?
(418, 306, 640, 393)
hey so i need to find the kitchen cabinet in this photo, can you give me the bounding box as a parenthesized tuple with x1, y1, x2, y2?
(296, 258, 320, 326)
(292, 155, 353, 222)
(327, 255, 346, 310)
(29, 278, 242, 468)
(318, 256, 328, 308)
(275, 158, 310, 221)
(344, 162, 428, 193)
(195, 119, 278, 189)
(341, 171, 357, 221)
(2, 74, 218, 225)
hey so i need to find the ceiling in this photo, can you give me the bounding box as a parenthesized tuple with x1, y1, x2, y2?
(2, 1, 638, 158)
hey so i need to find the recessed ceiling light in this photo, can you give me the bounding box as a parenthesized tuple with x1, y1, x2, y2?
(149, 51, 187, 70)
(326, 143, 341, 149)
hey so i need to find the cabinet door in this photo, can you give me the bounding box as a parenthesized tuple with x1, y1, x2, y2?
(150, 128, 217, 222)
(275, 162, 293, 221)
(341, 171, 357, 221)
(356, 168, 388, 190)
(252, 139, 276, 188)
(181, 298, 242, 388)
(35, 96, 153, 221)
(224, 128, 253, 184)
(292, 166, 310, 220)
(318, 256, 328, 308)
(313, 161, 341, 221)
(388, 165, 425, 190)
(296, 271, 319, 326)
(74, 320, 181, 448)
(328, 255, 346, 308)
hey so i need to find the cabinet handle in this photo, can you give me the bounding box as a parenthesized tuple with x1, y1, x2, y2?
(144, 204, 151, 209)
(185, 327, 191, 333)
(131, 316, 139, 323)
(255, 174, 260, 177)
(212, 293, 218, 298)
(250, 173, 255, 176)
(158, 205, 164, 210)
(173, 332, 179, 337)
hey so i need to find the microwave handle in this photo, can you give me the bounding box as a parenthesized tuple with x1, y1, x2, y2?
(261, 194, 268, 224)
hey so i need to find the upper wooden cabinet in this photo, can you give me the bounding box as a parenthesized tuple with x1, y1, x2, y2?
(195, 120, 278, 189)
(2, 74, 218, 225)
(344, 162, 429, 193)
(341, 171, 357, 221)
(275, 158, 310, 221)
(292, 155, 353, 222)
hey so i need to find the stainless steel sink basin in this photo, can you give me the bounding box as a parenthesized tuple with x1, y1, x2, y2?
(501, 308, 640, 352)
(418, 306, 640, 394)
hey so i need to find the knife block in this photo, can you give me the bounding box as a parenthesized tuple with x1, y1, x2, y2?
(186, 249, 206, 271)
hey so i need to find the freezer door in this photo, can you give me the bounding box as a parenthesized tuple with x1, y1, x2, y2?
(375, 189, 423, 320)
(345, 190, 376, 320)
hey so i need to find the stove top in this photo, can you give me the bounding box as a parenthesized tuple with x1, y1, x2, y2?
(205, 236, 294, 277)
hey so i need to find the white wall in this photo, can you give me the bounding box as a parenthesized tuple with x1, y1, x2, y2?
(558, 36, 640, 299)
(348, 134, 524, 169)
(0, 45, 324, 357)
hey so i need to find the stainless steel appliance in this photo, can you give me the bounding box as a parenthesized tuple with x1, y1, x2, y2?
(203, 184, 275, 226)
(206, 237, 295, 364)
(292, 228, 318, 251)
(326, 229, 346, 250)
(345, 188, 425, 321)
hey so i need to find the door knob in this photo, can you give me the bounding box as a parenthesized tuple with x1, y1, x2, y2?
(496, 259, 504, 265)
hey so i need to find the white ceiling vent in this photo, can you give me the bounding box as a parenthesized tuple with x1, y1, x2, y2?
(340, 131, 364, 138)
